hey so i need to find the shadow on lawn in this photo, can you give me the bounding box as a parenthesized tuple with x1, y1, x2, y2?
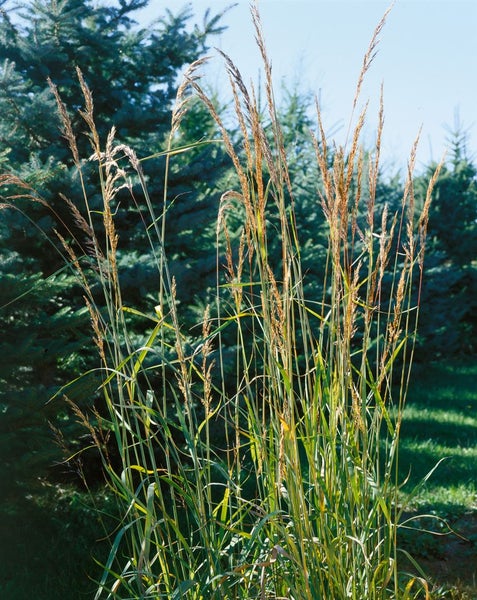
(398, 407, 477, 489)
(397, 360, 477, 494)
(396, 361, 477, 596)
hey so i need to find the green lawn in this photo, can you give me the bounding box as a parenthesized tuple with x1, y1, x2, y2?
(397, 360, 477, 598)
(399, 360, 477, 511)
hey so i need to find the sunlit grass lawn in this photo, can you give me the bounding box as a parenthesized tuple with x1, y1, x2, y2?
(399, 359, 477, 511)
(395, 360, 477, 597)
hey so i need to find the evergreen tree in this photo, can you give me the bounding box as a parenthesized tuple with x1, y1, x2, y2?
(416, 130, 477, 357)
(0, 0, 229, 490)
(0, 0, 227, 259)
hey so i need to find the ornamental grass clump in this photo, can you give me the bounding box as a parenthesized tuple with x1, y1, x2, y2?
(53, 5, 441, 599)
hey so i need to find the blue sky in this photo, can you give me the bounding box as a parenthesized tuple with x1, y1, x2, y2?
(138, 1, 476, 172)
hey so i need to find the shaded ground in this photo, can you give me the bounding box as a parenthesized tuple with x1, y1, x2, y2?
(402, 512, 477, 598)
(423, 514, 477, 595)
(0, 485, 110, 600)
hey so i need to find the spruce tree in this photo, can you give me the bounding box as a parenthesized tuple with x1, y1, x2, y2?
(417, 133, 477, 357)
(0, 0, 229, 490)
